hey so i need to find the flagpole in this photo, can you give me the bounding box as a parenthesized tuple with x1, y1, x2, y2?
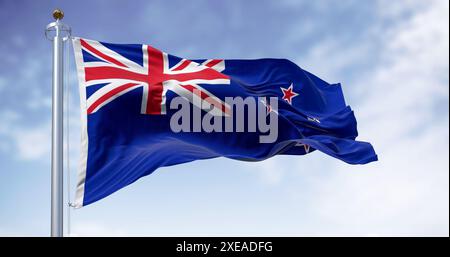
(46, 9, 71, 237)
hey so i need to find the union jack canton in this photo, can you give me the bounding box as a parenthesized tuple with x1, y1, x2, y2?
(79, 38, 230, 116)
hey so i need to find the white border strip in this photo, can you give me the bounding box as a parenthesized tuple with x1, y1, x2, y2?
(72, 37, 88, 208)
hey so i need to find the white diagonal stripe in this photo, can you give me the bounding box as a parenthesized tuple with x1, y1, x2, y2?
(87, 80, 143, 111)
(85, 78, 143, 87)
(82, 39, 145, 72)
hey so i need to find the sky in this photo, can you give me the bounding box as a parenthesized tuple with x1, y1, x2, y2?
(0, 0, 448, 236)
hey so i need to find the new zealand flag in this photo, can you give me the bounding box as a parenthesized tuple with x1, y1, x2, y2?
(72, 37, 377, 207)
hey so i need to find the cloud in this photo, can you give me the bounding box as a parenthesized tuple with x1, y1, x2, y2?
(65, 0, 448, 236)
(298, 120, 448, 235)
(0, 0, 447, 236)
(0, 33, 81, 163)
(248, 158, 285, 185)
(0, 111, 50, 161)
(249, 0, 449, 236)
(0, 77, 6, 92)
(14, 124, 51, 161)
(0, 102, 80, 163)
(0, 110, 19, 157)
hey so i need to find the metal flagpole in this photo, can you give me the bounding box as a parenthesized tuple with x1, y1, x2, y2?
(45, 9, 71, 237)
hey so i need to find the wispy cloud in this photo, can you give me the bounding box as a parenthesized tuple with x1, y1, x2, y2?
(237, 0, 449, 236)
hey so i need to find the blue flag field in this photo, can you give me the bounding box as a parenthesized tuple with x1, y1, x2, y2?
(72, 38, 377, 207)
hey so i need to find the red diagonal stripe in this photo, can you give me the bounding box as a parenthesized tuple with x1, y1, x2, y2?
(80, 39, 127, 68)
(181, 84, 230, 115)
(87, 83, 139, 114)
(204, 59, 222, 68)
(172, 60, 192, 71)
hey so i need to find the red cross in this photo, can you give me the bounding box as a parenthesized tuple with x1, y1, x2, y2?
(83, 40, 229, 115)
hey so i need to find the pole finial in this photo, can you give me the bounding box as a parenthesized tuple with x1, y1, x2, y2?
(52, 9, 64, 20)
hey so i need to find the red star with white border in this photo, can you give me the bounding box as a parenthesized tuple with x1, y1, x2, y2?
(280, 83, 299, 105)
